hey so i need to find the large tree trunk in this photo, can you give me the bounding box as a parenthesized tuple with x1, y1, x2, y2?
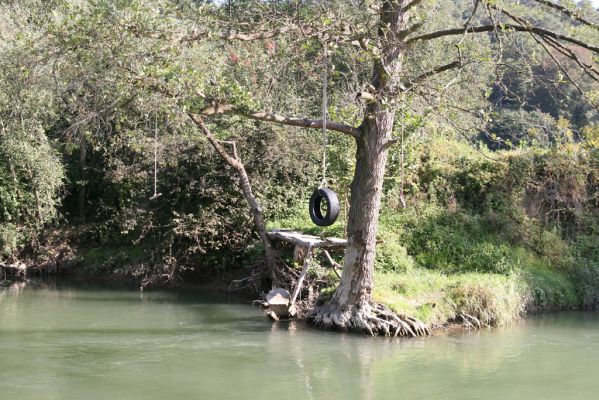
(312, 1, 429, 336)
(313, 110, 393, 332)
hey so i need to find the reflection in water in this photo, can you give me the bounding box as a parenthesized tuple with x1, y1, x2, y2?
(1, 283, 598, 400)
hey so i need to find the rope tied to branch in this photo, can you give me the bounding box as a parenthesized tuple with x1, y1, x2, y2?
(150, 101, 162, 200)
(320, 43, 328, 188)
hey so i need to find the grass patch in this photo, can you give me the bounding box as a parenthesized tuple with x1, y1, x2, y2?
(374, 269, 529, 326)
(267, 206, 346, 238)
(270, 202, 590, 327)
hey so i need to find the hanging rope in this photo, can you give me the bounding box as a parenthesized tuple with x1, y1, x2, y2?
(320, 43, 328, 188)
(150, 105, 162, 200)
(308, 43, 340, 227)
(400, 95, 406, 209)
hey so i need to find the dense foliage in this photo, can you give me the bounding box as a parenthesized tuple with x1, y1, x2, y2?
(0, 0, 597, 323)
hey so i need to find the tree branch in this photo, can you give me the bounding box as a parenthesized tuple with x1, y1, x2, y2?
(544, 36, 599, 82)
(242, 112, 362, 138)
(188, 113, 277, 284)
(183, 26, 294, 43)
(407, 24, 599, 54)
(200, 103, 362, 138)
(189, 113, 240, 168)
(533, 34, 599, 113)
(530, 0, 599, 32)
(402, 0, 423, 13)
(485, 1, 599, 82)
(405, 60, 462, 89)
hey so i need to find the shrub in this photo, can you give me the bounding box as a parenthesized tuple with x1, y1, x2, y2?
(0, 223, 19, 259)
(574, 262, 599, 309)
(375, 238, 414, 273)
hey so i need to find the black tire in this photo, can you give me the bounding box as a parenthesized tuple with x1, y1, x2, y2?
(309, 187, 340, 227)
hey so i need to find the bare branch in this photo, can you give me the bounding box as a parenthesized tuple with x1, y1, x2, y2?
(200, 103, 362, 138)
(399, 21, 424, 39)
(188, 113, 277, 283)
(530, 0, 599, 32)
(243, 112, 362, 138)
(464, 0, 481, 28)
(485, 1, 599, 82)
(533, 34, 599, 113)
(405, 60, 462, 89)
(189, 113, 241, 169)
(407, 24, 599, 54)
(544, 36, 599, 82)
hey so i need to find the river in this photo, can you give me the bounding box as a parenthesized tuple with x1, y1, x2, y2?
(1, 281, 598, 399)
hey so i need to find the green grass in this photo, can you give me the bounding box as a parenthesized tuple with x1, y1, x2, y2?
(271, 203, 589, 327)
(267, 206, 346, 238)
(373, 264, 578, 326)
(374, 269, 529, 326)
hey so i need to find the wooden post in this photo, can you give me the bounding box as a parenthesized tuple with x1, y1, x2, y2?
(290, 245, 313, 307)
(293, 245, 308, 264)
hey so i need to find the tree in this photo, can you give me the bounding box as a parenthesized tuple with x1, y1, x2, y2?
(184, 0, 599, 334)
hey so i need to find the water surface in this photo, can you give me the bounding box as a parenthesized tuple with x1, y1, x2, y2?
(1, 281, 598, 399)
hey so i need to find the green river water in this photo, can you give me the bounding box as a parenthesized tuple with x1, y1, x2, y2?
(1, 281, 598, 400)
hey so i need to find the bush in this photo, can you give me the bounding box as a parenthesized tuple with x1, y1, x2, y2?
(375, 237, 414, 273)
(0, 223, 19, 259)
(574, 262, 599, 309)
(0, 129, 64, 259)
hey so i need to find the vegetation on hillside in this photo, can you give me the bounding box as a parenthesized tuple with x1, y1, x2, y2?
(0, 0, 598, 330)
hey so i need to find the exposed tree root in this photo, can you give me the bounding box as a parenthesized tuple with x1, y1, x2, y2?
(310, 302, 431, 337)
(461, 313, 484, 329)
(252, 255, 430, 338)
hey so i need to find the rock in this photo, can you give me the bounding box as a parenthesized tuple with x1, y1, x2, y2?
(266, 288, 291, 318)
(266, 288, 291, 306)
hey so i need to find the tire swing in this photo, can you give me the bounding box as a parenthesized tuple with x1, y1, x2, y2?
(309, 187, 339, 227)
(309, 44, 340, 227)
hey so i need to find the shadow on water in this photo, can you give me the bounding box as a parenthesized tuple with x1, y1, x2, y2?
(1, 277, 253, 304)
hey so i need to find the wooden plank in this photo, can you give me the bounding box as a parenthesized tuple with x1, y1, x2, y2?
(293, 245, 308, 264)
(268, 229, 347, 249)
(290, 245, 313, 307)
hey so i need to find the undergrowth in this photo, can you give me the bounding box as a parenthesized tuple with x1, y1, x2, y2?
(271, 201, 591, 327)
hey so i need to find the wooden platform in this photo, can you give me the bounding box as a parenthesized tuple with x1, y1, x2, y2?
(267, 229, 347, 249)
(267, 229, 346, 317)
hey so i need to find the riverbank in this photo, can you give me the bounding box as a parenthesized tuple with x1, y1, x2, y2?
(1, 257, 595, 335)
(4, 199, 597, 334)
(269, 202, 599, 330)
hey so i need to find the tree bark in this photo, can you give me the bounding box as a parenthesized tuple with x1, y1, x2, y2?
(312, 0, 418, 334)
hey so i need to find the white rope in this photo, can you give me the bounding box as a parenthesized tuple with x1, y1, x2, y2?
(400, 95, 406, 209)
(153, 110, 158, 198)
(320, 43, 328, 188)
(150, 105, 161, 200)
